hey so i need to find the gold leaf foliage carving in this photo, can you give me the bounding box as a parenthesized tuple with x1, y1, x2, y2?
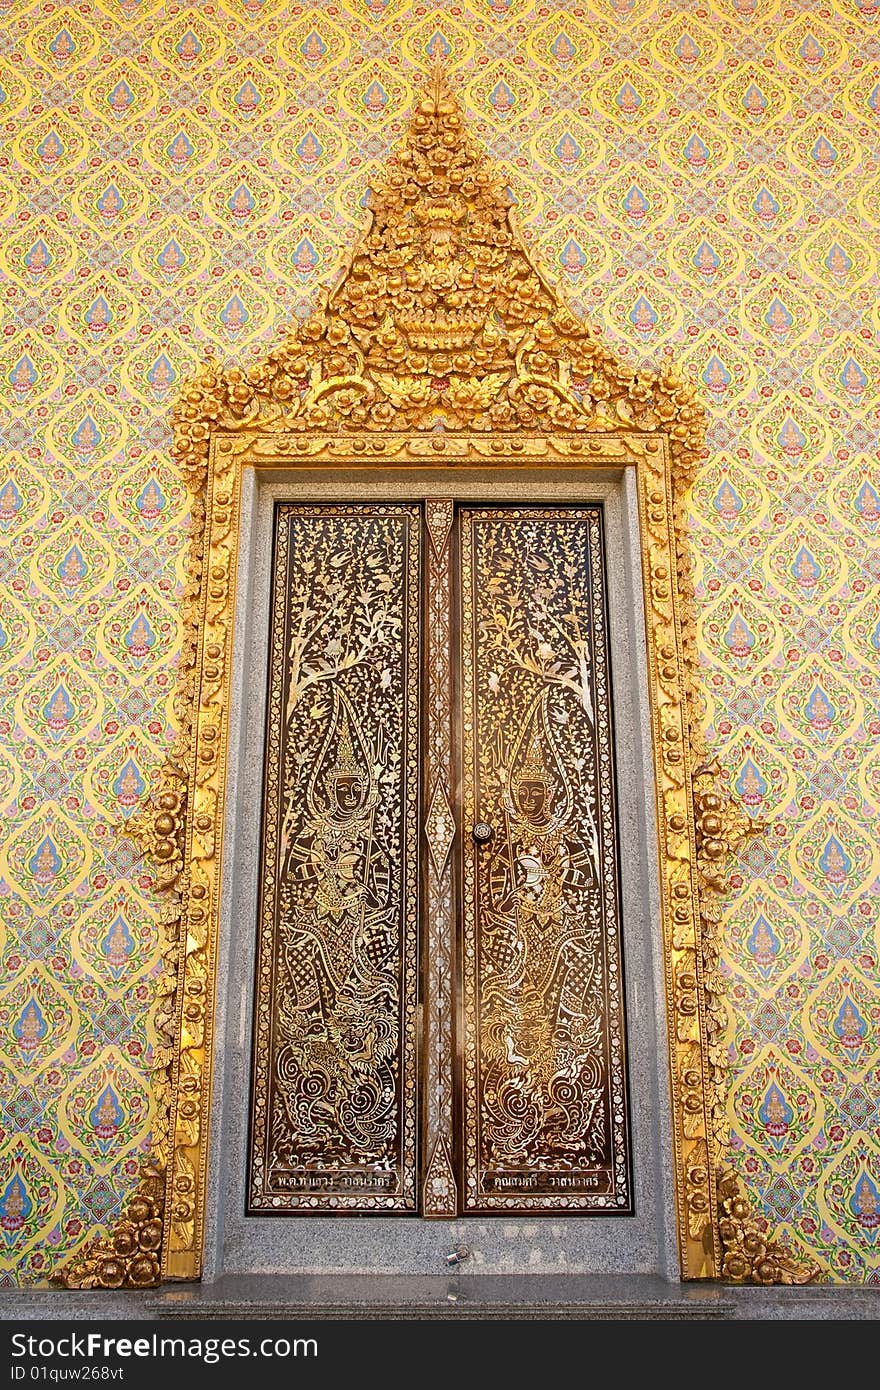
(51, 1165, 165, 1290)
(718, 1169, 821, 1286)
(692, 759, 763, 1154)
(690, 763, 819, 1285)
(51, 758, 189, 1289)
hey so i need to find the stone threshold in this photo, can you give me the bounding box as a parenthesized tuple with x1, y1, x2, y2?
(3, 1273, 877, 1321)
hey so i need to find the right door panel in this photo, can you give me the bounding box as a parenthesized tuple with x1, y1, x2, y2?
(458, 506, 632, 1212)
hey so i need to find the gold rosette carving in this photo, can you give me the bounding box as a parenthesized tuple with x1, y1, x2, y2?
(51, 1166, 165, 1290)
(718, 1169, 821, 1285)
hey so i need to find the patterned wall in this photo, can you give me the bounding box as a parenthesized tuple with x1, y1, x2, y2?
(0, 0, 877, 1286)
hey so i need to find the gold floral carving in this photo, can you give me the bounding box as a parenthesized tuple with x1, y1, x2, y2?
(717, 1169, 821, 1285)
(51, 1165, 165, 1289)
(67, 68, 801, 1285)
(51, 717, 190, 1287)
(692, 759, 761, 1158)
(691, 766, 819, 1286)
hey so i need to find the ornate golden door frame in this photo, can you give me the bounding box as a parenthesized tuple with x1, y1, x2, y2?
(155, 436, 726, 1286)
(57, 73, 819, 1290)
(215, 467, 656, 1269)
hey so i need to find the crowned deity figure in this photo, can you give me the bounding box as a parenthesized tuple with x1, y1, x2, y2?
(478, 690, 604, 1157)
(273, 689, 398, 1164)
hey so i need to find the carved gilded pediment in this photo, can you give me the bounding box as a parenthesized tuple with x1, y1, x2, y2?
(171, 69, 704, 479)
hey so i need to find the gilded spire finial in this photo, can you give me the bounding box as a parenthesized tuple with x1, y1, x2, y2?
(333, 711, 359, 779)
(431, 53, 446, 107)
(518, 731, 547, 787)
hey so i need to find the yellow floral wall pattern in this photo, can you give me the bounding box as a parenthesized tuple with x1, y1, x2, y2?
(0, 0, 878, 1285)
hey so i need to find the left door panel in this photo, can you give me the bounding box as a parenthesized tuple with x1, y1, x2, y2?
(248, 503, 422, 1211)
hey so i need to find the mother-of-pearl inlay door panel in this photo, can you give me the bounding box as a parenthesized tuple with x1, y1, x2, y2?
(459, 507, 629, 1213)
(247, 500, 630, 1216)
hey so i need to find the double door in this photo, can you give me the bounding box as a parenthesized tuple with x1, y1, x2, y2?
(247, 500, 631, 1215)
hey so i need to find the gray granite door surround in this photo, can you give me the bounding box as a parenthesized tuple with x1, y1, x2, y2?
(202, 466, 679, 1282)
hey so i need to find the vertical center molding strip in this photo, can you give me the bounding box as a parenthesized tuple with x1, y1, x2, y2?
(422, 499, 458, 1215)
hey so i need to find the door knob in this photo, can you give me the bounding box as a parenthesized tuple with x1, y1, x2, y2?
(472, 822, 494, 845)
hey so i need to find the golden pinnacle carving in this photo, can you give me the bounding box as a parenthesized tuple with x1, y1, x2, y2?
(171, 68, 704, 480)
(717, 1169, 821, 1285)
